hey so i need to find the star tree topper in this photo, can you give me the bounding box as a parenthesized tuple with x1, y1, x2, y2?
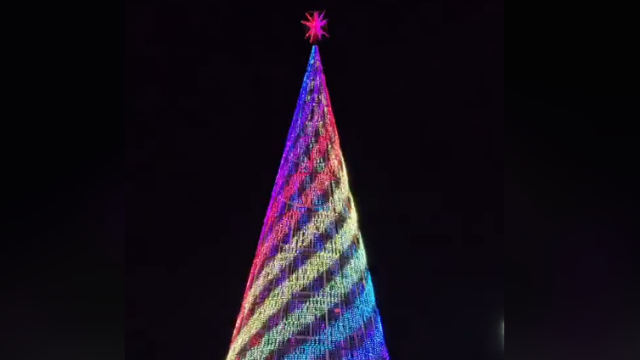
(302, 11, 329, 44)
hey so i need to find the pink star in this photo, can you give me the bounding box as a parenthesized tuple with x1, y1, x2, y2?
(301, 11, 328, 44)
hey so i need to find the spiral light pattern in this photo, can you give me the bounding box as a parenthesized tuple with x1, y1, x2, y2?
(225, 45, 390, 360)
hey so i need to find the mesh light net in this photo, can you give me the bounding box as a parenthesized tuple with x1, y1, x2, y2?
(225, 45, 390, 360)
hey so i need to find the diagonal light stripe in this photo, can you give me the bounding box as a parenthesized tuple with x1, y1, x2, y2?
(231, 133, 342, 342)
(240, 247, 369, 360)
(282, 273, 377, 360)
(237, 156, 346, 306)
(230, 168, 344, 342)
(226, 210, 361, 360)
(266, 57, 332, 215)
(236, 178, 350, 325)
(278, 46, 321, 161)
(346, 314, 390, 360)
(259, 71, 334, 245)
(266, 127, 333, 224)
(233, 130, 324, 341)
(232, 88, 349, 347)
(228, 216, 359, 359)
(262, 130, 333, 237)
(254, 131, 339, 260)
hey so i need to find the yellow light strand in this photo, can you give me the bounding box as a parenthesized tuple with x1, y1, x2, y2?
(233, 175, 350, 331)
(243, 248, 368, 360)
(226, 210, 359, 360)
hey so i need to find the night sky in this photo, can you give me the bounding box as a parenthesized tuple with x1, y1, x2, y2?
(126, 1, 504, 359)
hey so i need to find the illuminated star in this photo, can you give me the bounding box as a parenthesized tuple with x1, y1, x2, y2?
(302, 11, 328, 43)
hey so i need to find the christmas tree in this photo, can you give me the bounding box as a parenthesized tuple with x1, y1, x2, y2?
(225, 12, 390, 360)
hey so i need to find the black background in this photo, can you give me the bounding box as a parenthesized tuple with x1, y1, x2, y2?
(126, 1, 504, 359)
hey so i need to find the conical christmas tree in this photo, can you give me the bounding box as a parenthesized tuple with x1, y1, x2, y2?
(225, 12, 390, 360)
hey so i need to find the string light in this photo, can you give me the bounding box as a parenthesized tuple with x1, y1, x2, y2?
(282, 274, 379, 359)
(226, 43, 390, 360)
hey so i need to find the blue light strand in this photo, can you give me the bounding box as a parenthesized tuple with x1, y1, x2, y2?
(347, 313, 390, 360)
(282, 273, 385, 360)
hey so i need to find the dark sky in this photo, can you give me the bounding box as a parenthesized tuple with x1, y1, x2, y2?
(126, 1, 504, 359)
